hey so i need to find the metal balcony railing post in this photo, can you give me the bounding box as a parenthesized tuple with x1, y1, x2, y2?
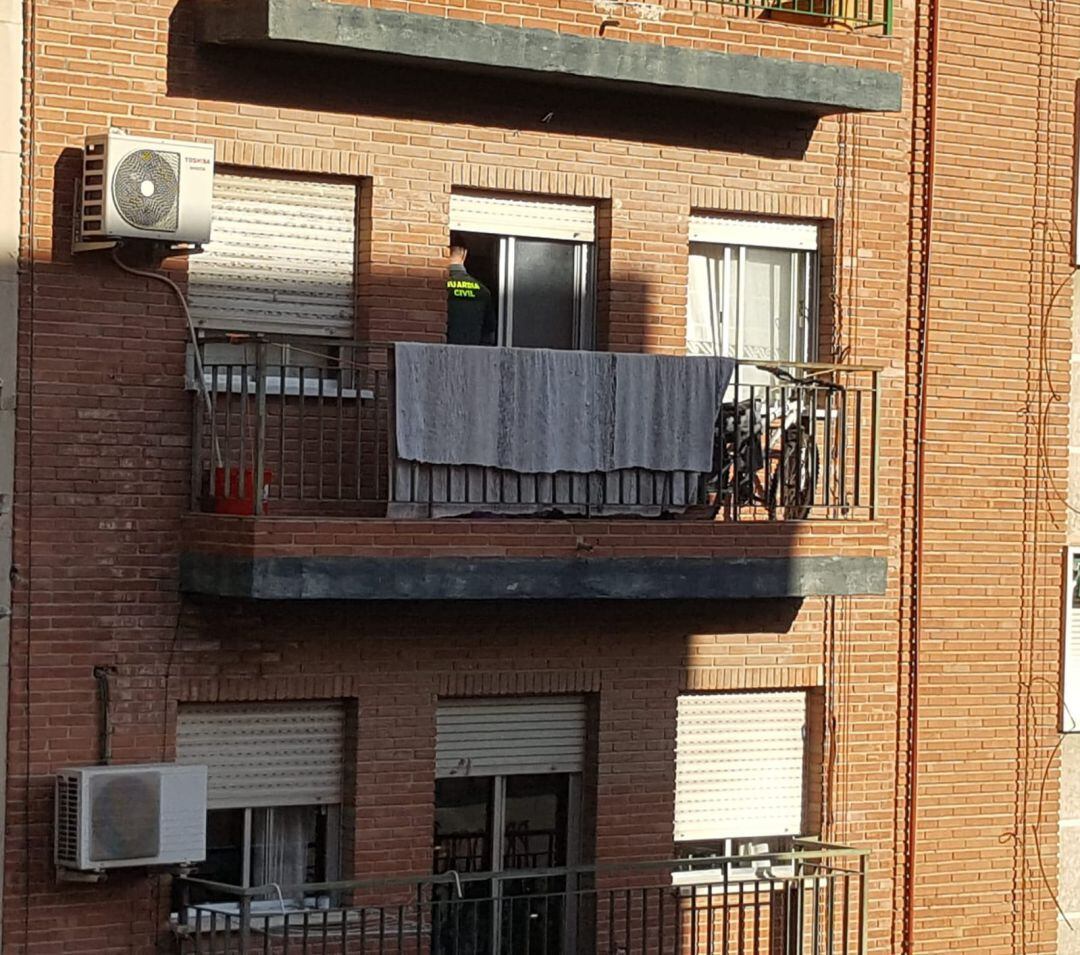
(239, 894, 252, 952)
(884, 0, 893, 34)
(190, 384, 203, 512)
(857, 853, 868, 955)
(384, 346, 395, 507)
(254, 340, 268, 517)
(869, 370, 880, 521)
(178, 877, 191, 933)
(733, 360, 741, 522)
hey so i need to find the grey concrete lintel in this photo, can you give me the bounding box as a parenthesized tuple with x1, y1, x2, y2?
(180, 554, 888, 600)
(197, 0, 902, 115)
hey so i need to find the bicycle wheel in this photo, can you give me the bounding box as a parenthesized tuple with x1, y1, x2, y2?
(769, 424, 818, 519)
(714, 400, 763, 511)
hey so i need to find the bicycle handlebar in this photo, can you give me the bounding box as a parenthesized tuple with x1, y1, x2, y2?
(749, 364, 844, 392)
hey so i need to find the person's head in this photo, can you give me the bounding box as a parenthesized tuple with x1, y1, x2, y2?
(449, 232, 468, 266)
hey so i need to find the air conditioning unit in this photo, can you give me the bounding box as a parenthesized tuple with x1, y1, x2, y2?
(55, 763, 208, 872)
(76, 130, 214, 246)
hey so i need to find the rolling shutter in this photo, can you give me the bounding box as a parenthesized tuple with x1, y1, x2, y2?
(674, 691, 807, 842)
(689, 215, 818, 251)
(189, 173, 357, 337)
(436, 697, 586, 778)
(176, 701, 345, 809)
(1064, 548, 1080, 732)
(450, 193, 596, 242)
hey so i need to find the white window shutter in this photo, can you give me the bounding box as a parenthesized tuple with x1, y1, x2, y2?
(689, 215, 818, 251)
(1064, 548, 1080, 732)
(176, 701, 345, 809)
(189, 173, 357, 337)
(674, 691, 807, 842)
(436, 697, 586, 778)
(449, 193, 596, 242)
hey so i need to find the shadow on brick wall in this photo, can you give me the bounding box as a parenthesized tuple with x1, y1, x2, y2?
(187, 594, 803, 640)
(166, 0, 818, 158)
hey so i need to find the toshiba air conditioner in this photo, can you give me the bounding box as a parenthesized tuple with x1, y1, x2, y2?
(54, 763, 208, 871)
(75, 130, 214, 246)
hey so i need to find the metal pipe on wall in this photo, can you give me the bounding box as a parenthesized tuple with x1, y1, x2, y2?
(905, 0, 942, 948)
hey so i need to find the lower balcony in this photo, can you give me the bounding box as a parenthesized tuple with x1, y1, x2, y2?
(181, 337, 887, 600)
(172, 843, 868, 955)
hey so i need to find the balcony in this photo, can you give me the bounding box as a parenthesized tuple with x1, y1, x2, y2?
(180, 337, 887, 601)
(196, 0, 902, 117)
(726, 0, 892, 31)
(172, 842, 868, 954)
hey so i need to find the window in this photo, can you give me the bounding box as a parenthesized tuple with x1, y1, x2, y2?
(199, 804, 339, 897)
(449, 192, 596, 350)
(433, 697, 589, 954)
(687, 216, 818, 379)
(189, 171, 358, 338)
(1064, 547, 1080, 732)
(175, 701, 346, 907)
(674, 690, 811, 879)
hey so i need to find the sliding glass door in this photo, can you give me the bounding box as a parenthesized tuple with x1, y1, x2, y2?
(433, 773, 582, 954)
(448, 192, 597, 351)
(687, 241, 816, 373)
(456, 231, 594, 350)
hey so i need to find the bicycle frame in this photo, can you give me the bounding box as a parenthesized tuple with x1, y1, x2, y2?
(713, 364, 844, 520)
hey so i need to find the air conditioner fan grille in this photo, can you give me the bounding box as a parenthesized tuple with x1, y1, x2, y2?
(112, 149, 180, 232)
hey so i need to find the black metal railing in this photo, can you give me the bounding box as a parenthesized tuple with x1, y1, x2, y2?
(717, 0, 892, 32)
(172, 843, 868, 955)
(189, 336, 879, 522)
(189, 338, 391, 516)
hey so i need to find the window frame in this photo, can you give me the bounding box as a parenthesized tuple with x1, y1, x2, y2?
(202, 803, 341, 901)
(449, 191, 598, 351)
(433, 695, 591, 953)
(187, 167, 361, 340)
(687, 215, 820, 367)
(495, 234, 596, 350)
(1064, 546, 1080, 732)
(673, 689, 816, 885)
(176, 699, 348, 914)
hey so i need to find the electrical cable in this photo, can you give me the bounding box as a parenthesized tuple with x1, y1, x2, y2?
(110, 247, 212, 417)
(1026, 675, 1073, 929)
(109, 246, 219, 941)
(110, 246, 222, 468)
(1015, 0, 1063, 947)
(903, 0, 942, 947)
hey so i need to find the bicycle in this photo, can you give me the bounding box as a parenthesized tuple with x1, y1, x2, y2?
(709, 364, 844, 520)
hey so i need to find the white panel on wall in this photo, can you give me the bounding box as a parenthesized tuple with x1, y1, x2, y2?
(436, 697, 586, 778)
(450, 193, 596, 242)
(189, 173, 357, 337)
(675, 691, 807, 842)
(689, 215, 818, 251)
(177, 701, 345, 809)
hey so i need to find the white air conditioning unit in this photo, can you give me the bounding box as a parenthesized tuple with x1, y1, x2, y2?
(76, 130, 214, 245)
(54, 763, 208, 871)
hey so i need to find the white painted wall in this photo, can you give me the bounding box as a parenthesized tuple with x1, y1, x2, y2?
(1060, 274, 1080, 954)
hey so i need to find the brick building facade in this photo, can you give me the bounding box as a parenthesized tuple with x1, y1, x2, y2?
(3, 0, 1078, 951)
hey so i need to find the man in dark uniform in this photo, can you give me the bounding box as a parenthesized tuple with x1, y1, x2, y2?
(446, 233, 497, 345)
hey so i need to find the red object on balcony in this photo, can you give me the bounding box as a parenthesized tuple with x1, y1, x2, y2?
(212, 467, 273, 515)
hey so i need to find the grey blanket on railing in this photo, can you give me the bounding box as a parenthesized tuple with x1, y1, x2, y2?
(394, 343, 734, 474)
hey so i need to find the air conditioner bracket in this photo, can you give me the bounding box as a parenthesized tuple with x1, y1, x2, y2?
(56, 866, 107, 884)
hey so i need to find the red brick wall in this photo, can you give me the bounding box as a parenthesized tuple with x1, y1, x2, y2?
(12, 0, 906, 946)
(899, 0, 1079, 953)
(11, 0, 1075, 952)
